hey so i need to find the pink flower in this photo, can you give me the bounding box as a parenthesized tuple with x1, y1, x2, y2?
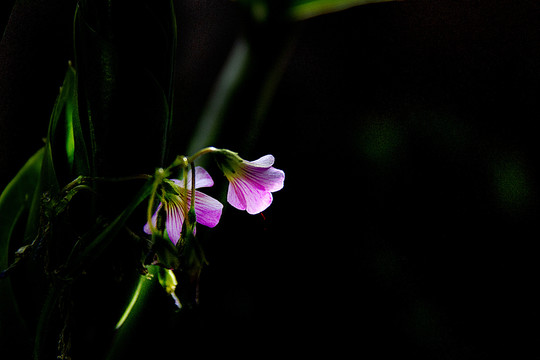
(144, 167, 223, 245)
(216, 151, 285, 214)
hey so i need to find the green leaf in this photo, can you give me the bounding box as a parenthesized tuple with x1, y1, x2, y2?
(23, 72, 71, 243)
(0, 147, 44, 267)
(114, 274, 147, 330)
(288, 0, 398, 21)
(0, 147, 44, 351)
(65, 66, 91, 178)
(24, 65, 92, 243)
(106, 267, 159, 360)
(49, 65, 91, 182)
(2, 67, 89, 359)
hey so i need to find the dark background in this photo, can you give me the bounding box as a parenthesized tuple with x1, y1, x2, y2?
(2, 0, 540, 358)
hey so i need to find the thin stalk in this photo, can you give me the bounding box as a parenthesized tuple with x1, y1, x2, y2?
(187, 146, 218, 163)
(161, 0, 178, 166)
(146, 169, 165, 235)
(190, 162, 196, 211)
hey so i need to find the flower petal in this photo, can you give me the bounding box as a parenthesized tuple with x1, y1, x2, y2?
(165, 199, 184, 245)
(143, 202, 163, 235)
(247, 154, 275, 168)
(237, 164, 285, 193)
(188, 166, 214, 189)
(227, 178, 273, 214)
(267, 167, 285, 192)
(170, 166, 214, 190)
(245, 189, 273, 215)
(227, 181, 246, 211)
(191, 190, 223, 228)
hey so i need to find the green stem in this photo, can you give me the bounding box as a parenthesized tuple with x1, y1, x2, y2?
(82, 174, 152, 183)
(182, 166, 189, 226)
(190, 162, 196, 211)
(146, 169, 165, 235)
(187, 146, 218, 163)
(161, 0, 178, 167)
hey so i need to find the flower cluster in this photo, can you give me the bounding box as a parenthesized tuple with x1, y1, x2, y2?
(144, 148, 285, 246)
(143, 166, 222, 245)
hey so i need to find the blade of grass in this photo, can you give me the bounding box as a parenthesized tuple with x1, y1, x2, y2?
(0, 147, 44, 357)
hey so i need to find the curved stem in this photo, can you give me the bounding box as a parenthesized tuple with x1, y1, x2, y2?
(146, 169, 165, 235)
(187, 146, 218, 164)
(82, 174, 152, 183)
(165, 155, 188, 174)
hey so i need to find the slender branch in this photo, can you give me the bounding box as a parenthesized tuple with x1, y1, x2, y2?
(82, 174, 152, 183)
(187, 146, 218, 164)
(146, 169, 165, 235)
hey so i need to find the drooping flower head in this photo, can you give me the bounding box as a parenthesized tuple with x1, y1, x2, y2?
(144, 166, 223, 245)
(214, 150, 285, 214)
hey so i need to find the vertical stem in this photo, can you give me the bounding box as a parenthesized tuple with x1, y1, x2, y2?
(190, 162, 196, 211)
(161, 0, 178, 167)
(182, 166, 189, 227)
(146, 168, 164, 235)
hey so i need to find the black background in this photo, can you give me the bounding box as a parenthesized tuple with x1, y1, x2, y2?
(2, 0, 540, 358)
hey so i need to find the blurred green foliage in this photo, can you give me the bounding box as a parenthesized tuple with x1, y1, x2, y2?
(0, 148, 43, 353)
(494, 156, 531, 210)
(234, 0, 395, 21)
(288, 0, 396, 20)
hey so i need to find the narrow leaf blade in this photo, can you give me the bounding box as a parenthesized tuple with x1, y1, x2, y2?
(289, 0, 398, 21)
(0, 147, 44, 353)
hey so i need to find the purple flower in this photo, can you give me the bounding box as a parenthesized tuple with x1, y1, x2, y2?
(144, 166, 223, 245)
(216, 151, 285, 214)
